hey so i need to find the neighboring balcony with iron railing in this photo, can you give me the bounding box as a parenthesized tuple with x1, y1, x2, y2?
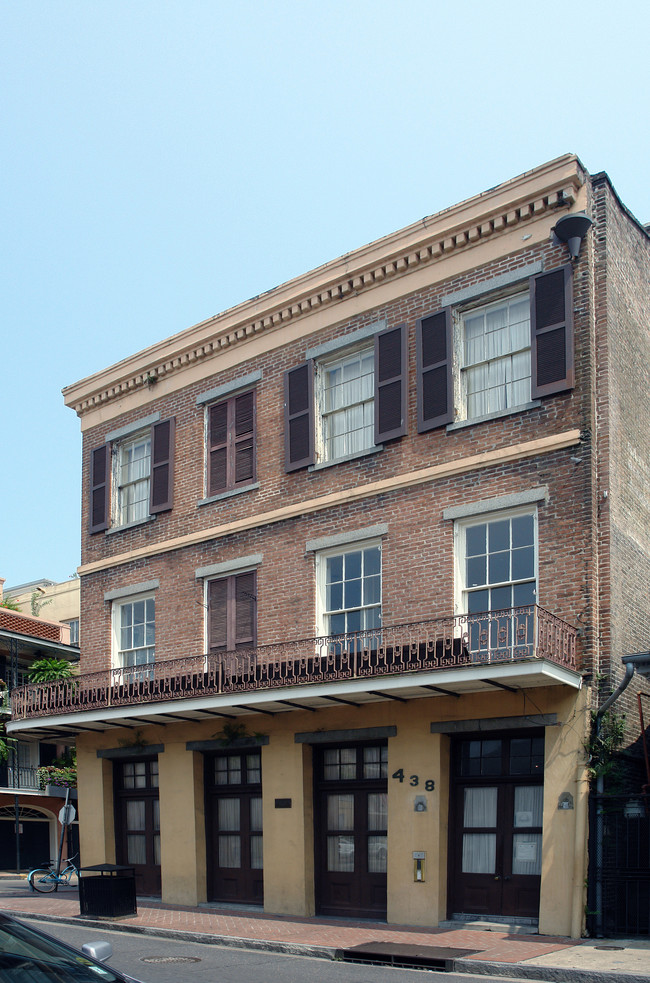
(10, 605, 580, 722)
(0, 763, 41, 791)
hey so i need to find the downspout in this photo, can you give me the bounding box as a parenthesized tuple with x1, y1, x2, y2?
(592, 652, 649, 935)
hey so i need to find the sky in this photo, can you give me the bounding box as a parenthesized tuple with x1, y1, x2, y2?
(1, 0, 649, 589)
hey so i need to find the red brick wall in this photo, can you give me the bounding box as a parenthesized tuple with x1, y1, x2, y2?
(78, 236, 599, 677)
(591, 176, 650, 742)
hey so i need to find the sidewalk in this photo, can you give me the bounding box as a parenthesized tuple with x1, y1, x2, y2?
(0, 877, 648, 982)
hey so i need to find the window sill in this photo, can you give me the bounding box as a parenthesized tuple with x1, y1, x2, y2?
(198, 483, 260, 507)
(447, 401, 541, 432)
(309, 445, 383, 472)
(105, 515, 156, 535)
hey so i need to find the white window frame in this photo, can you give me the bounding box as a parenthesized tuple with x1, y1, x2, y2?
(454, 506, 538, 617)
(315, 343, 375, 464)
(65, 619, 79, 646)
(455, 288, 531, 423)
(112, 429, 152, 527)
(315, 539, 382, 641)
(111, 592, 156, 672)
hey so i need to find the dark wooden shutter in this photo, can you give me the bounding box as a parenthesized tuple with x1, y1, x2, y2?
(89, 444, 109, 533)
(208, 402, 229, 495)
(208, 578, 228, 652)
(374, 323, 407, 443)
(208, 572, 257, 652)
(530, 266, 574, 398)
(284, 361, 314, 471)
(234, 391, 255, 485)
(416, 307, 453, 431)
(235, 571, 257, 648)
(150, 417, 175, 514)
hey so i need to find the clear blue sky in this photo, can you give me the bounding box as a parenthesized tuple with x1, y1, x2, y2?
(2, 1, 649, 589)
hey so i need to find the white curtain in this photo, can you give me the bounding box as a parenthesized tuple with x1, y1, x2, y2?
(250, 834, 263, 870)
(367, 793, 387, 831)
(250, 797, 263, 832)
(327, 835, 354, 871)
(464, 296, 531, 417)
(219, 835, 241, 868)
(324, 351, 374, 459)
(512, 785, 543, 875)
(463, 787, 497, 826)
(327, 793, 354, 830)
(127, 834, 147, 865)
(125, 800, 146, 864)
(218, 797, 240, 831)
(462, 787, 497, 874)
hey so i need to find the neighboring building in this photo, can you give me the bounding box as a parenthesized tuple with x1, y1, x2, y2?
(8, 155, 650, 935)
(4, 578, 80, 647)
(0, 579, 80, 869)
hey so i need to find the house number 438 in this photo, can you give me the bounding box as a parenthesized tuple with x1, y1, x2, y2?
(392, 769, 435, 791)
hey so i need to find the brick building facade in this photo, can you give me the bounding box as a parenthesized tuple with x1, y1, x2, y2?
(9, 154, 650, 935)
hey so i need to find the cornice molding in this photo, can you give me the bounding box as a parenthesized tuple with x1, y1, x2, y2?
(64, 156, 585, 418)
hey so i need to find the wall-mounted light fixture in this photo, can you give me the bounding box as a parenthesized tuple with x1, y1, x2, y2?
(552, 212, 594, 261)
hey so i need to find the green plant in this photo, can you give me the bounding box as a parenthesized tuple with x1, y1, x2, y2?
(27, 658, 76, 683)
(0, 596, 21, 611)
(30, 591, 53, 617)
(585, 708, 626, 781)
(212, 721, 266, 746)
(0, 723, 16, 763)
(37, 764, 77, 790)
(117, 729, 148, 749)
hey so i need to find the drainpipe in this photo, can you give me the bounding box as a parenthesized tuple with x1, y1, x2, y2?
(592, 652, 650, 936)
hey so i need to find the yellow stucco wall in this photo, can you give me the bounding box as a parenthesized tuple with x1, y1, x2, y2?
(75, 682, 589, 935)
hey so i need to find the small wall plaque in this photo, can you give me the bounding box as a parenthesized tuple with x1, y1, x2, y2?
(275, 798, 292, 809)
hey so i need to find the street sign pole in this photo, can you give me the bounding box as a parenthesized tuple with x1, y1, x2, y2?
(55, 789, 76, 876)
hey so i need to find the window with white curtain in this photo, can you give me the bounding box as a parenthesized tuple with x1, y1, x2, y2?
(317, 346, 374, 462)
(115, 430, 152, 526)
(461, 292, 530, 420)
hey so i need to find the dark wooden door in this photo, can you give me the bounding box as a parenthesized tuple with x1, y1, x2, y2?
(315, 744, 387, 919)
(206, 751, 263, 904)
(449, 734, 543, 920)
(114, 758, 161, 896)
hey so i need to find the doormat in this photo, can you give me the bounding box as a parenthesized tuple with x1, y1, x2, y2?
(336, 941, 480, 970)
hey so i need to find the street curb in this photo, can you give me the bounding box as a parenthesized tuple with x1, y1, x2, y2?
(455, 958, 649, 983)
(15, 911, 338, 960)
(15, 911, 646, 983)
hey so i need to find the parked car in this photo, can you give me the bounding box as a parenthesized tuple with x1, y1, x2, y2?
(0, 911, 143, 982)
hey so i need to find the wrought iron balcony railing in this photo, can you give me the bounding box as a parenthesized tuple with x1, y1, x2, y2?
(10, 606, 578, 720)
(0, 764, 41, 790)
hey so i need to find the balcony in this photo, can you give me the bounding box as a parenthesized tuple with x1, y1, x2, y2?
(0, 764, 40, 791)
(8, 607, 581, 732)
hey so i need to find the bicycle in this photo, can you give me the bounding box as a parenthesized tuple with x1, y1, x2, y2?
(28, 855, 79, 893)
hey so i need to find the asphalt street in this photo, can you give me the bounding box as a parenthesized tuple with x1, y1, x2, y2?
(20, 918, 521, 983)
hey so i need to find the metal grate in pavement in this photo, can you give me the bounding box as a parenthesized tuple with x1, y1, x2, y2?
(336, 941, 480, 971)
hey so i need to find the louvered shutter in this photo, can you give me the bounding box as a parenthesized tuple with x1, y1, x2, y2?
(150, 417, 175, 514)
(208, 578, 228, 652)
(234, 391, 255, 484)
(89, 444, 109, 533)
(416, 307, 453, 431)
(235, 571, 257, 648)
(374, 323, 407, 443)
(208, 573, 257, 652)
(284, 361, 314, 471)
(208, 402, 229, 495)
(530, 266, 574, 398)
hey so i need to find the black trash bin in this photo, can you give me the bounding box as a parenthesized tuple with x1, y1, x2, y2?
(78, 863, 137, 918)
